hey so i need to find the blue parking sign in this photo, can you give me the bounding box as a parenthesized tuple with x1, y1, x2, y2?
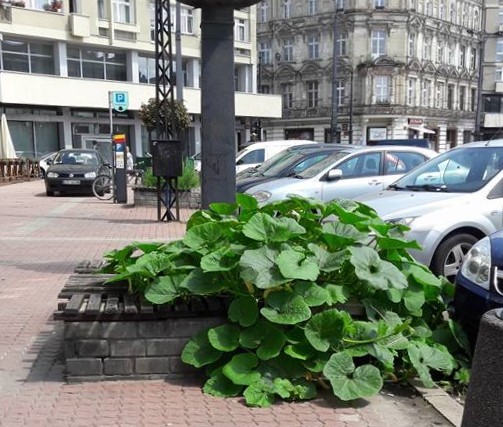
(111, 91, 128, 112)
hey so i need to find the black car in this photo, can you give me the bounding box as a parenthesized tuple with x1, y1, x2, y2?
(44, 148, 109, 196)
(453, 230, 503, 349)
(236, 144, 350, 193)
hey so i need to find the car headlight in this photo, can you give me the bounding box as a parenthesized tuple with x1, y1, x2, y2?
(460, 236, 491, 290)
(252, 190, 271, 203)
(85, 172, 97, 179)
(46, 172, 59, 178)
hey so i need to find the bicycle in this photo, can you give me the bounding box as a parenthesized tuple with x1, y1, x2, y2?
(92, 170, 114, 200)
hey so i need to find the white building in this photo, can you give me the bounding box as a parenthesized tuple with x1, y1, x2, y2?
(0, 0, 281, 159)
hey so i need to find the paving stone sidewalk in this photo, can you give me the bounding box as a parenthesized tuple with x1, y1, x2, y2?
(0, 180, 455, 427)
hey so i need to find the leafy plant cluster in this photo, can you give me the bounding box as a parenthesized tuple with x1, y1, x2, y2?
(102, 194, 470, 406)
(138, 98, 190, 134)
(141, 159, 199, 190)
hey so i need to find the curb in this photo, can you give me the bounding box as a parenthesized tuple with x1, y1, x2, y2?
(408, 379, 464, 427)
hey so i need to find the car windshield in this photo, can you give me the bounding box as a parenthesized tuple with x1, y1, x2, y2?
(53, 151, 100, 166)
(390, 146, 503, 192)
(294, 151, 353, 179)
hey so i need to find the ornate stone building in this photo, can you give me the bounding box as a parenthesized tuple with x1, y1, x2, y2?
(256, 0, 483, 151)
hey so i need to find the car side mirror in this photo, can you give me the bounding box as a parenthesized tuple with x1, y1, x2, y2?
(327, 169, 343, 181)
(46, 159, 53, 165)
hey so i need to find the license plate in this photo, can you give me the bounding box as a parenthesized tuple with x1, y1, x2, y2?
(62, 180, 80, 185)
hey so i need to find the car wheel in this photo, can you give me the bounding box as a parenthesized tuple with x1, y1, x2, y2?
(430, 233, 480, 282)
(46, 190, 54, 196)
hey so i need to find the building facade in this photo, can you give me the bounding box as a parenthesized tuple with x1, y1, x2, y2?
(0, 0, 281, 159)
(478, 0, 503, 140)
(257, 0, 482, 151)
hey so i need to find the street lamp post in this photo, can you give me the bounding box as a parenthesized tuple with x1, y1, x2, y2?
(330, 9, 339, 143)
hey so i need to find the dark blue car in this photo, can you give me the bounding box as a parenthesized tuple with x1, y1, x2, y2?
(453, 230, 503, 347)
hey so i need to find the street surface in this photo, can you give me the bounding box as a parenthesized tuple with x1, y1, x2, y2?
(0, 179, 453, 426)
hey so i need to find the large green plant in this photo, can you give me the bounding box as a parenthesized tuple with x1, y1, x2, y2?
(101, 194, 470, 406)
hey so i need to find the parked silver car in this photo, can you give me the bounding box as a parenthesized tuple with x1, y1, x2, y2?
(247, 145, 437, 205)
(356, 140, 503, 282)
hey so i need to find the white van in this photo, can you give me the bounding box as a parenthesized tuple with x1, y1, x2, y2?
(235, 140, 317, 173)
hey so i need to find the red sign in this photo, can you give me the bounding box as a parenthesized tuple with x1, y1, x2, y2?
(408, 118, 423, 125)
(113, 134, 126, 144)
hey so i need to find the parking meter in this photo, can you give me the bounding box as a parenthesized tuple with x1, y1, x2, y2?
(112, 133, 127, 204)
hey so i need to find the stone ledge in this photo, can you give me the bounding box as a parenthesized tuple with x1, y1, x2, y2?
(132, 186, 201, 209)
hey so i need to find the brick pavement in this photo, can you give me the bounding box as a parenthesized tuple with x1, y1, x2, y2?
(0, 180, 453, 427)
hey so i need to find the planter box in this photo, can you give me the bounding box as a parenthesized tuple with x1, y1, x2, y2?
(54, 273, 226, 382)
(133, 186, 201, 209)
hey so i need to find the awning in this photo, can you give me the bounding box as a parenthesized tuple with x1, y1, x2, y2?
(406, 125, 436, 134)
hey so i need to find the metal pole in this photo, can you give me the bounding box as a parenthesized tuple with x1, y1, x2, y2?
(349, 68, 354, 144)
(108, 91, 116, 203)
(330, 8, 338, 143)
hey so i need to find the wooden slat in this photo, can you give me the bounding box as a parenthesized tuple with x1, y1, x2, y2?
(65, 294, 85, 315)
(104, 295, 120, 314)
(123, 294, 138, 314)
(86, 293, 103, 315)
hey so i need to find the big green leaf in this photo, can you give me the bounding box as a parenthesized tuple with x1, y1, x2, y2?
(222, 353, 261, 386)
(181, 331, 223, 368)
(376, 235, 422, 250)
(200, 246, 239, 272)
(349, 246, 407, 290)
(321, 222, 367, 248)
(208, 324, 241, 352)
(203, 368, 243, 397)
(243, 382, 275, 407)
(240, 246, 290, 289)
(242, 212, 306, 242)
(228, 295, 259, 327)
(183, 222, 225, 249)
(305, 309, 351, 351)
(180, 268, 225, 294)
(325, 284, 350, 305)
(239, 320, 286, 360)
(407, 342, 456, 387)
(208, 201, 238, 215)
(323, 352, 383, 401)
(145, 274, 184, 305)
(403, 282, 426, 314)
(293, 281, 330, 307)
(308, 244, 346, 272)
(261, 291, 311, 325)
(276, 249, 319, 281)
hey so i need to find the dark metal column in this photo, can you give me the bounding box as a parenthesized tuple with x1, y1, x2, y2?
(200, 6, 236, 208)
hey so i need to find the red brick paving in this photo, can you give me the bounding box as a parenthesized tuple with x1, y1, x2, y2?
(0, 180, 453, 426)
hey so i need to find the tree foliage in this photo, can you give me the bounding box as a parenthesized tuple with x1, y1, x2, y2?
(138, 97, 190, 134)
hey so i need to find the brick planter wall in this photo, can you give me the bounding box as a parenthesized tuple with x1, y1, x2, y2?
(63, 316, 225, 382)
(133, 187, 201, 209)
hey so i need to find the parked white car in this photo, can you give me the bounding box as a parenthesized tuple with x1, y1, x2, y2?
(247, 145, 437, 205)
(356, 140, 503, 282)
(235, 140, 317, 173)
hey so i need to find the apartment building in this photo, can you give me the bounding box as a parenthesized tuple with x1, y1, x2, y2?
(0, 0, 281, 159)
(256, 0, 482, 151)
(478, 0, 503, 140)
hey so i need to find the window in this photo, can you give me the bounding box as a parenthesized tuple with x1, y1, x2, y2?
(374, 0, 385, 8)
(459, 86, 466, 111)
(471, 87, 477, 112)
(178, 6, 194, 34)
(447, 43, 454, 65)
(1, 38, 55, 75)
(408, 33, 416, 57)
(450, 3, 456, 23)
(459, 45, 465, 68)
(470, 47, 477, 70)
(282, 0, 291, 19)
(308, 0, 317, 15)
(259, 41, 271, 64)
(67, 47, 127, 81)
(423, 37, 431, 60)
(371, 29, 386, 58)
(447, 84, 454, 109)
(436, 82, 444, 108)
(483, 95, 503, 113)
(336, 80, 345, 106)
(425, 0, 432, 15)
(497, 66, 503, 82)
(235, 19, 248, 42)
(307, 80, 319, 108)
(113, 0, 133, 24)
(282, 38, 294, 61)
(375, 75, 390, 103)
(421, 79, 432, 107)
(138, 55, 156, 84)
(335, 0, 345, 10)
(386, 152, 427, 174)
(336, 32, 347, 56)
(282, 83, 293, 109)
(407, 78, 417, 105)
(258, 1, 268, 23)
(437, 42, 444, 63)
(308, 35, 320, 59)
(497, 39, 503, 62)
(439, 0, 445, 19)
